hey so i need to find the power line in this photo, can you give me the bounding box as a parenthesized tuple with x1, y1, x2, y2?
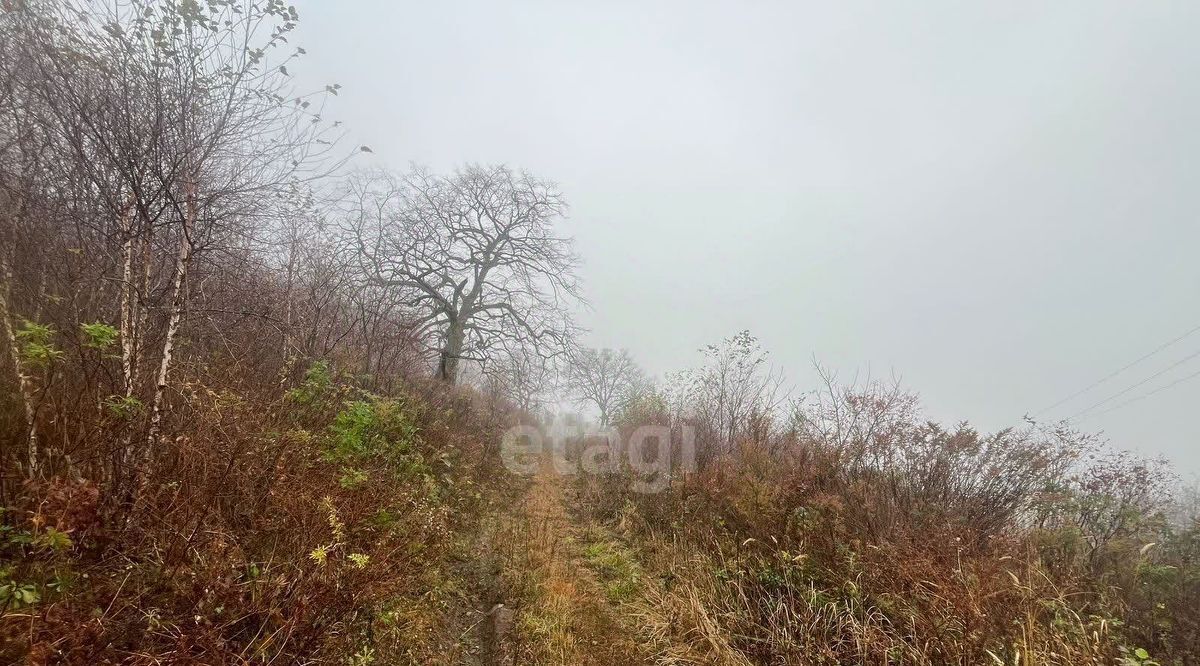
(1080, 366, 1200, 421)
(1067, 347, 1200, 421)
(1033, 322, 1200, 417)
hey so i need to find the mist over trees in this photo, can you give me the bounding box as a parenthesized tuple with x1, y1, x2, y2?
(1, 0, 350, 488)
(344, 166, 581, 384)
(1, 1, 1198, 664)
(0, 0, 582, 489)
(0, 2, 580, 658)
(567, 347, 645, 426)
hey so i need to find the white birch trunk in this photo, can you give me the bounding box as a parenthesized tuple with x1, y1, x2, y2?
(141, 180, 196, 475)
(0, 252, 39, 477)
(118, 202, 137, 397)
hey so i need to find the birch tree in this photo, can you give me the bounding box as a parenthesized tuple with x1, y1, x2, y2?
(2, 0, 346, 488)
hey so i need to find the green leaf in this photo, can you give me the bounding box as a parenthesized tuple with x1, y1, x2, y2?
(17, 586, 40, 605)
(80, 322, 119, 348)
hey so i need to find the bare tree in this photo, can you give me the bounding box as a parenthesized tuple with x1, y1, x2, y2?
(1169, 476, 1200, 527)
(0, 0, 348, 491)
(482, 345, 555, 413)
(346, 165, 582, 383)
(676, 330, 787, 460)
(568, 347, 644, 426)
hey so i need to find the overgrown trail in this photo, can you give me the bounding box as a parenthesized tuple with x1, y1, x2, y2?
(485, 459, 651, 665)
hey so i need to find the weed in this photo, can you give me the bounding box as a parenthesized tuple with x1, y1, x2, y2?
(583, 540, 642, 602)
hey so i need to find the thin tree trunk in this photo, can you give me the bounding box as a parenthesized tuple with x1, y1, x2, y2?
(136, 229, 152, 373)
(118, 201, 137, 398)
(111, 200, 142, 489)
(0, 250, 39, 478)
(140, 180, 196, 482)
(282, 224, 297, 363)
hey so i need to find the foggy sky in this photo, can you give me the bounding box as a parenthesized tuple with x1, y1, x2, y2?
(293, 1, 1200, 473)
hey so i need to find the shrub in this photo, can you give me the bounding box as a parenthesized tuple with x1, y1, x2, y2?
(15, 319, 62, 367)
(288, 360, 335, 407)
(580, 371, 1197, 665)
(326, 397, 420, 462)
(79, 322, 118, 349)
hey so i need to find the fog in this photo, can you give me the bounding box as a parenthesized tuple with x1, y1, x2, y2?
(293, 0, 1200, 473)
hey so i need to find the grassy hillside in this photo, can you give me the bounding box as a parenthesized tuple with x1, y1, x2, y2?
(2, 1, 1198, 664)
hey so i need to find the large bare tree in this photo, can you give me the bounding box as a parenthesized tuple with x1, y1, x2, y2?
(347, 165, 582, 383)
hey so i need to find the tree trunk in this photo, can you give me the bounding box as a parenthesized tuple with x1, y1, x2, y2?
(118, 201, 137, 399)
(0, 256, 39, 478)
(136, 229, 152, 374)
(0, 194, 40, 478)
(438, 318, 465, 383)
(282, 225, 297, 363)
(113, 200, 144, 489)
(139, 180, 196, 483)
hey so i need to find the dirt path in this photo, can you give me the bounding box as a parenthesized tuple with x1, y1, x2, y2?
(484, 461, 651, 665)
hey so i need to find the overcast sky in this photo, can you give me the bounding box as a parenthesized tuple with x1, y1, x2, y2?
(293, 1, 1200, 473)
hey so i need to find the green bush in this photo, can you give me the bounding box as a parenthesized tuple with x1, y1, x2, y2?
(326, 398, 420, 463)
(338, 467, 370, 489)
(583, 539, 642, 602)
(288, 360, 334, 407)
(102, 395, 143, 419)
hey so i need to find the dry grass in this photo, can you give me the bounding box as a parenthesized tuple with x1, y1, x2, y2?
(0, 368, 515, 664)
(567, 395, 1197, 665)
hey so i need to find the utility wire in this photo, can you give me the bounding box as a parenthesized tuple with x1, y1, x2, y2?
(1079, 366, 1200, 421)
(1033, 322, 1200, 417)
(1067, 347, 1200, 421)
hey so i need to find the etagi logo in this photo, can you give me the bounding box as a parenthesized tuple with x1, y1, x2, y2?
(500, 420, 696, 493)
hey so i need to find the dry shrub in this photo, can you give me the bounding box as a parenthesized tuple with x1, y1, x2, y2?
(583, 374, 1194, 665)
(1, 359, 510, 664)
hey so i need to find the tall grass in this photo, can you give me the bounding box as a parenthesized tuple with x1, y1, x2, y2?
(575, 377, 1199, 665)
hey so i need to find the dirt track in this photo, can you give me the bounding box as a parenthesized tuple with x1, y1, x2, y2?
(483, 461, 650, 665)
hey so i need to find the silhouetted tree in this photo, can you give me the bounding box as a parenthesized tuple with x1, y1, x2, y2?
(568, 347, 644, 426)
(346, 166, 582, 383)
